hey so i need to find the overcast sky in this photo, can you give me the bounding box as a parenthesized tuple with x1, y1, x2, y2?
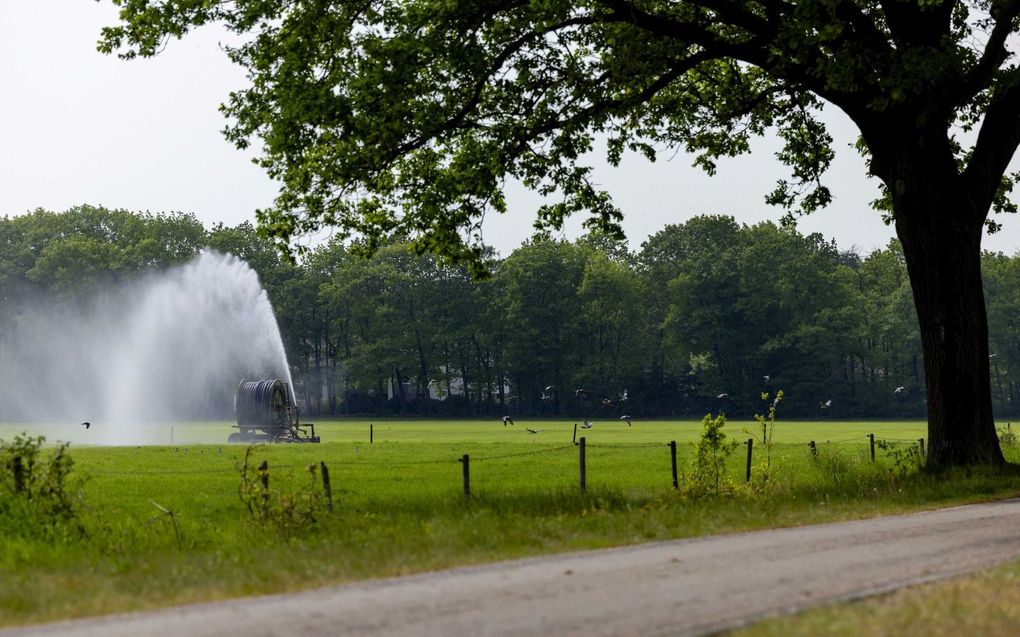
(3, 2, 1019, 258)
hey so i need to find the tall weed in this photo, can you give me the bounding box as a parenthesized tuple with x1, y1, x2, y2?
(686, 414, 739, 497)
(0, 434, 83, 539)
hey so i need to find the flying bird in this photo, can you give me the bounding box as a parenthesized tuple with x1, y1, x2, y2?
(526, 428, 544, 434)
(717, 393, 729, 399)
(540, 386, 554, 401)
(581, 420, 593, 429)
(575, 388, 590, 399)
(619, 389, 629, 401)
(820, 400, 832, 409)
(502, 416, 514, 427)
(894, 386, 906, 394)
(601, 398, 617, 408)
(763, 375, 771, 383)
(620, 415, 632, 426)
(81, 421, 90, 430)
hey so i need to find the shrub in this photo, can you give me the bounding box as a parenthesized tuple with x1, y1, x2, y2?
(998, 423, 1017, 447)
(746, 390, 783, 485)
(239, 446, 328, 535)
(0, 434, 83, 538)
(686, 413, 739, 497)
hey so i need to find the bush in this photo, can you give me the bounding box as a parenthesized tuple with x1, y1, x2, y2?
(686, 413, 740, 497)
(239, 446, 328, 535)
(998, 423, 1017, 447)
(0, 434, 83, 539)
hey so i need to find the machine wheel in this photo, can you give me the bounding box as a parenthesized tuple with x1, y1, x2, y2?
(227, 432, 244, 443)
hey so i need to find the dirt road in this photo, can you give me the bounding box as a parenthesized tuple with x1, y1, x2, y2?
(7, 499, 1020, 637)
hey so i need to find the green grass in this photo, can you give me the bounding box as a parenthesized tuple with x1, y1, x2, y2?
(1, 418, 1016, 628)
(0, 417, 933, 446)
(726, 560, 1020, 637)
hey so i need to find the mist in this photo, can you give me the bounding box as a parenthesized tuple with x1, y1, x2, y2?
(0, 251, 292, 444)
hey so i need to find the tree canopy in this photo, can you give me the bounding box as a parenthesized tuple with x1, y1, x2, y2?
(101, 1, 1019, 260)
(100, 1, 1020, 466)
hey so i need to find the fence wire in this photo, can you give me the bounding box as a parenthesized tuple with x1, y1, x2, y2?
(472, 444, 576, 462)
(76, 432, 921, 478)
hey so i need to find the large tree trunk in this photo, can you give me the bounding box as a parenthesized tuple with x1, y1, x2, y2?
(894, 176, 1004, 467)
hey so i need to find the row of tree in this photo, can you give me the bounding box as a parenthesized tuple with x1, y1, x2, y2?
(3, 205, 1019, 420)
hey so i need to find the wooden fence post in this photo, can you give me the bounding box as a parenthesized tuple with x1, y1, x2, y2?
(370, 423, 374, 444)
(919, 438, 925, 457)
(258, 460, 269, 508)
(869, 433, 875, 462)
(745, 438, 753, 483)
(809, 440, 818, 460)
(11, 456, 24, 493)
(320, 461, 333, 511)
(579, 437, 587, 492)
(669, 440, 679, 490)
(573, 422, 578, 445)
(459, 454, 470, 497)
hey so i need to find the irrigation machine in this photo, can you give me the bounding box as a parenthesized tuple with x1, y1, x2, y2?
(230, 379, 320, 443)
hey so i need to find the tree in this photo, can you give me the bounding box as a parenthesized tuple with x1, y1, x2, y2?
(496, 240, 588, 414)
(102, 2, 1020, 465)
(982, 251, 1020, 414)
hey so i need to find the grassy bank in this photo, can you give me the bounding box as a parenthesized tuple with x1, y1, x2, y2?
(1, 418, 1018, 628)
(728, 560, 1020, 637)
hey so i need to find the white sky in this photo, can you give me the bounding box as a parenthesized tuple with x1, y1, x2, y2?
(2, 2, 1019, 258)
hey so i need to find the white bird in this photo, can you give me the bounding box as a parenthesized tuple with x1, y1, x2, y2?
(619, 389, 629, 401)
(540, 386, 554, 401)
(502, 416, 514, 427)
(894, 386, 906, 394)
(763, 375, 771, 382)
(620, 415, 632, 426)
(581, 420, 593, 429)
(717, 393, 729, 399)
(820, 400, 832, 409)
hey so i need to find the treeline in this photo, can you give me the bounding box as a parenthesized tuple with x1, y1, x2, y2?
(4, 205, 1020, 420)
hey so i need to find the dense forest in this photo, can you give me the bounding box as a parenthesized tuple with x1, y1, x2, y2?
(3, 205, 1020, 420)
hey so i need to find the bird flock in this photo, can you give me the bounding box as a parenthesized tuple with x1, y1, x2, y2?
(501, 386, 633, 433)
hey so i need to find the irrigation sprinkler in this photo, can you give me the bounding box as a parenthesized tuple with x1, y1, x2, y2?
(231, 379, 319, 443)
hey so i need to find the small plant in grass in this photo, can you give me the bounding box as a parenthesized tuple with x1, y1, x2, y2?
(998, 423, 1017, 447)
(875, 439, 921, 486)
(239, 446, 327, 535)
(745, 390, 783, 486)
(685, 413, 740, 497)
(0, 434, 83, 538)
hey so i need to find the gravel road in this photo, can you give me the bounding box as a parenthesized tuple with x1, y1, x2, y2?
(8, 498, 1020, 637)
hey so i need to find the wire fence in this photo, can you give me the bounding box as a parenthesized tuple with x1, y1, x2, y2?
(79, 432, 930, 502)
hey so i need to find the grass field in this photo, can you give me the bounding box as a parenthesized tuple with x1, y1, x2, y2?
(1, 417, 1018, 630)
(728, 560, 1020, 637)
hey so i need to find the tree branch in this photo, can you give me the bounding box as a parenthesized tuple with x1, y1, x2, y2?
(953, 2, 1020, 104)
(389, 15, 599, 159)
(963, 66, 1020, 205)
(878, 0, 954, 47)
(594, 0, 771, 65)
